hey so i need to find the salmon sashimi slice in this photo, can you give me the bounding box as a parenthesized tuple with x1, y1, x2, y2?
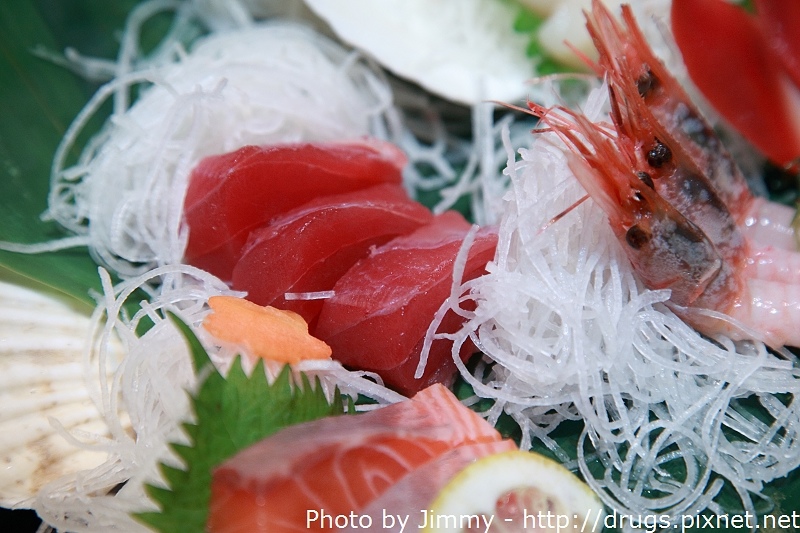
(231, 184, 432, 326)
(345, 440, 517, 533)
(314, 211, 498, 395)
(207, 384, 510, 533)
(183, 140, 406, 280)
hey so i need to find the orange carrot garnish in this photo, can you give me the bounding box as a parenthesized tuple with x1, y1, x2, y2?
(203, 296, 331, 363)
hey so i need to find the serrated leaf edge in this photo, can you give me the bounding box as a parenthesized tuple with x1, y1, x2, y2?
(133, 313, 348, 532)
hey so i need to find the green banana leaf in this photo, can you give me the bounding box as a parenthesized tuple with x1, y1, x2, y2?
(0, 0, 151, 309)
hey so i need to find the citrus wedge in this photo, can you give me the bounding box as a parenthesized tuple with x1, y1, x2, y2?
(424, 450, 604, 533)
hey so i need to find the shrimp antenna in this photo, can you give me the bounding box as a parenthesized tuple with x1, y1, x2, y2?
(565, 34, 602, 75)
(538, 194, 590, 236)
(489, 100, 538, 118)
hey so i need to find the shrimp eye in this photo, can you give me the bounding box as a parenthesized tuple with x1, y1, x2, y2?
(647, 141, 672, 168)
(636, 171, 655, 189)
(625, 225, 651, 249)
(636, 68, 655, 97)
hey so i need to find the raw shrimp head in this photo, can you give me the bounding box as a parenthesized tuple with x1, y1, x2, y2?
(534, 103, 732, 311)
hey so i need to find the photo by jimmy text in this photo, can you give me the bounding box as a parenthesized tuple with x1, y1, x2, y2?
(306, 509, 493, 532)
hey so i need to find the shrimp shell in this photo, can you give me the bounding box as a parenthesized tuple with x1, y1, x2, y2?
(586, 0, 799, 251)
(528, 0, 800, 348)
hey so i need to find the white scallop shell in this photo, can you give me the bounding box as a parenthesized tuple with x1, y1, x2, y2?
(0, 278, 122, 507)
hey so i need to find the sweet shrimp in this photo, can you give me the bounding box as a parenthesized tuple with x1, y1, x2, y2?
(584, 0, 799, 251)
(528, 0, 800, 348)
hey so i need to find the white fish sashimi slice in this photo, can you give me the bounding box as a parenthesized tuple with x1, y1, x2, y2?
(303, 0, 534, 105)
(0, 278, 124, 508)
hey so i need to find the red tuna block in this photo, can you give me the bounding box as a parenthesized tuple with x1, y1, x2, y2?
(231, 184, 432, 325)
(183, 140, 406, 280)
(314, 211, 498, 395)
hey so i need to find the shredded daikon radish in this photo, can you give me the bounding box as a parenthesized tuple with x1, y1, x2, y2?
(45, 9, 393, 278)
(32, 265, 226, 532)
(283, 290, 336, 301)
(25, 2, 409, 530)
(32, 264, 402, 532)
(18, 0, 518, 280)
(445, 83, 800, 522)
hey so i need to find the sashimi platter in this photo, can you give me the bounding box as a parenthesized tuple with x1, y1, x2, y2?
(4, 0, 800, 531)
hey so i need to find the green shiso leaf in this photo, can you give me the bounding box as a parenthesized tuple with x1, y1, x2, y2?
(135, 313, 351, 533)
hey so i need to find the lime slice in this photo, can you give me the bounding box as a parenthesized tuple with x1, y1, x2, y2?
(424, 450, 604, 532)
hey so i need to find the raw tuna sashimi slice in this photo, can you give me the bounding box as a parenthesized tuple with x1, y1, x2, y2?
(314, 211, 498, 395)
(206, 384, 511, 533)
(231, 184, 432, 325)
(183, 140, 406, 280)
(672, 0, 800, 166)
(756, 0, 800, 90)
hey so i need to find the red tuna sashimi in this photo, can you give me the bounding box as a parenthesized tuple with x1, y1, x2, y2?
(756, 0, 800, 89)
(231, 184, 432, 326)
(207, 384, 511, 533)
(183, 140, 406, 280)
(314, 211, 498, 395)
(672, 0, 800, 166)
